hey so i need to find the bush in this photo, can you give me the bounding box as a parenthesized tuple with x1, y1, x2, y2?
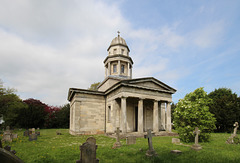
(173, 88, 216, 142)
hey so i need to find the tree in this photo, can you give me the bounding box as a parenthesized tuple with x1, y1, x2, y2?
(173, 88, 216, 142)
(88, 82, 101, 91)
(0, 79, 27, 128)
(55, 104, 70, 128)
(208, 88, 240, 132)
(23, 99, 48, 128)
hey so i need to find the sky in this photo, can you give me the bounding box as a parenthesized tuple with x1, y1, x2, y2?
(0, 0, 239, 106)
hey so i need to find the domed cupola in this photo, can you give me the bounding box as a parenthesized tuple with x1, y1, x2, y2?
(104, 32, 133, 79)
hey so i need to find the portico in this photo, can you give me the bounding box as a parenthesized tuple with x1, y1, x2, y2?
(105, 82, 174, 134)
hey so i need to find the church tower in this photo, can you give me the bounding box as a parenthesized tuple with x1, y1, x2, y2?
(104, 32, 133, 79)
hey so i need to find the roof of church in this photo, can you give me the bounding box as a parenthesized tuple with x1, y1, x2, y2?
(68, 77, 177, 101)
(107, 35, 130, 51)
(104, 77, 177, 95)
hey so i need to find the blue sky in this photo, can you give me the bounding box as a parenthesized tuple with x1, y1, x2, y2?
(0, 0, 239, 105)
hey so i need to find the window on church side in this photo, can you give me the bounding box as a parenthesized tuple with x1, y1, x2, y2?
(121, 65, 125, 74)
(108, 106, 111, 122)
(113, 64, 117, 73)
(113, 49, 117, 54)
(121, 49, 124, 55)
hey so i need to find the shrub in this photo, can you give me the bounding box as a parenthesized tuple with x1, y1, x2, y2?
(173, 88, 216, 142)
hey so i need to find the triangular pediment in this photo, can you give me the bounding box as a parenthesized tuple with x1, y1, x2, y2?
(124, 77, 176, 93)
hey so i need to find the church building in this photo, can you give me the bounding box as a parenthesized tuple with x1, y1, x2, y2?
(68, 33, 176, 136)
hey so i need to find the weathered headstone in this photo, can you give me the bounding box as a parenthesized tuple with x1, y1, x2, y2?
(11, 134, 18, 139)
(56, 131, 62, 135)
(76, 137, 99, 163)
(23, 130, 29, 137)
(144, 129, 157, 157)
(171, 150, 182, 154)
(31, 128, 35, 134)
(191, 127, 202, 151)
(112, 127, 122, 149)
(172, 138, 180, 144)
(4, 145, 16, 155)
(0, 148, 23, 163)
(36, 131, 40, 136)
(126, 136, 136, 145)
(29, 132, 37, 141)
(2, 126, 12, 142)
(226, 122, 239, 144)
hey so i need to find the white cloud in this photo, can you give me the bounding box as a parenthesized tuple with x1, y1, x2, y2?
(190, 21, 225, 48)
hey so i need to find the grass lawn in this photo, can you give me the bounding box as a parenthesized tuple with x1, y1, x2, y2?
(1, 129, 240, 163)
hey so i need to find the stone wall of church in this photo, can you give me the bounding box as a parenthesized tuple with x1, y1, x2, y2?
(69, 93, 105, 135)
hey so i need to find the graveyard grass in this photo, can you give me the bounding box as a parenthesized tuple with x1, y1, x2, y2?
(1, 129, 240, 163)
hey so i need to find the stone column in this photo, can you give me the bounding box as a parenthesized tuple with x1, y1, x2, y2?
(112, 99, 117, 131)
(105, 66, 107, 78)
(153, 100, 159, 133)
(121, 97, 127, 133)
(108, 62, 111, 76)
(161, 102, 166, 130)
(130, 65, 132, 79)
(138, 98, 144, 133)
(118, 60, 121, 75)
(166, 102, 171, 132)
(128, 63, 130, 77)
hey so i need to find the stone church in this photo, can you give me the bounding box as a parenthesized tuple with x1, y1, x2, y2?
(68, 33, 176, 136)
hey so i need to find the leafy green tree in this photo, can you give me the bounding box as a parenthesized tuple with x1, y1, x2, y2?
(208, 88, 240, 132)
(0, 79, 27, 128)
(88, 82, 101, 91)
(173, 88, 216, 142)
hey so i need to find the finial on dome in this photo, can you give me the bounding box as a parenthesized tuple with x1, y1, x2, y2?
(117, 31, 120, 37)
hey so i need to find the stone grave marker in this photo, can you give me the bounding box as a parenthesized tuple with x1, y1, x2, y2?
(191, 127, 202, 150)
(0, 148, 23, 163)
(226, 122, 239, 144)
(23, 130, 29, 137)
(144, 129, 157, 157)
(112, 127, 122, 149)
(172, 138, 180, 144)
(171, 150, 182, 154)
(31, 128, 35, 134)
(29, 128, 37, 141)
(76, 137, 99, 163)
(2, 126, 12, 142)
(11, 133, 18, 139)
(126, 136, 136, 145)
(56, 130, 62, 135)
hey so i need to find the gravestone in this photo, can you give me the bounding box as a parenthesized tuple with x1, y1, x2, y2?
(31, 128, 35, 134)
(144, 129, 157, 157)
(29, 129, 32, 135)
(29, 134, 37, 141)
(191, 127, 202, 150)
(112, 127, 122, 149)
(56, 131, 62, 135)
(23, 130, 29, 137)
(226, 122, 239, 144)
(4, 145, 17, 155)
(29, 129, 37, 141)
(2, 126, 12, 142)
(172, 138, 180, 144)
(126, 136, 136, 145)
(0, 148, 23, 163)
(36, 131, 40, 136)
(11, 134, 18, 139)
(76, 137, 99, 163)
(171, 150, 182, 154)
